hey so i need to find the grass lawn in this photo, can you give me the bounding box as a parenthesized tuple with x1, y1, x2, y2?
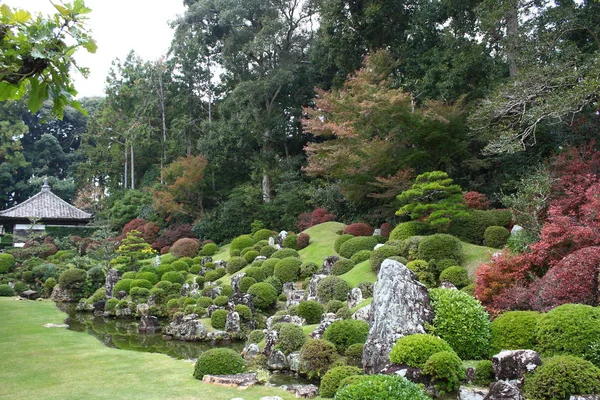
(461, 242, 496, 277)
(0, 298, 309, 400)
(340, 260, 376, 288)
(299, 222, 345, 265)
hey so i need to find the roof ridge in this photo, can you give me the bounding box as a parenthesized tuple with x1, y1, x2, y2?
(0, 191, 45, 215)
(0, 190, 92, 219)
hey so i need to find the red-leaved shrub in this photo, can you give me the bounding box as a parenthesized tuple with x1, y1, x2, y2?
(380, 222, 393, 238)
(297, 233, 310, 250)
(343, 223, 374, 237)
(296, 208, 336, 231)
(463, 191, 492, 210)
(152, 224, 195, 250)
(160, 246, 170, 255)
(122, 218, 148, 236)
(170, 238, 201, 258)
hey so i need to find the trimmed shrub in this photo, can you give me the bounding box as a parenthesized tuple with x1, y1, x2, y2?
(317, 276, 350, 303)
(343, 223, 374, 237)
(417, 234, 463, 263)
(210, 309, 228, 329)
(297, 300, 325, 324)
(213, 295, 229, 307)
(296, 208, 335, 231)
(336, 306, 352, 320)
(448, 209, 512, 245)
(253, 228, 275, 242)
(473, 360, 494, 386)
(297, 233, 310, 250)
(135, 271, 158, 285)
(299, 261, 319, 279)
(422, 351, 465, 394)
(234, 304, 252, 320)
(429, 288, 490, 359)
(389, 221, 432, 241)
(369, 244, 402, 272)
(380, 222, 393, 238)
(483, 226, 510, 248)
(243, 250, 259, 264)
(193, 348, 246, 379)
(244, 266, 265, 282)
(273, 257, 302, 283)
(299, 339, 339, 379)
(130, 279, 153, 290)
(326, 299, 345, 313)
(204, 269, 226, 282)
(351, 250, 372, 264)
(263, 276, 282, 294)
(283, 234, 298, 250)
(270, 248, 300, 259)
(523, 355, 600, 400)
(161, 271, 185, 285)
(261, 258, 278, 277)
(320, 366, 363, 398)
(274, 323, 306, 354)
(335, 375, 431, 400)
(323, 320, 370, 352)
(226, 256, 247, 275)
(390, 333, 454, 368)
(0, 253, 16, 274)
(230, 235, 254, 255)
(535, 304, 600, 360)
(406, 260, 436, 287)
(122, 271, 137, 280)
(58, 268, 88, 292)
(155, 264, 175, 279)
(0, 284, 15, 296)
(171, 260, 189, 272)
(199, 242, 219, 256)
(490, 311, 541, 355)
(439, 266, 470, 288)
(197, 296, 213, 308)
(334, 234, 354, 253)
(239, 276, 257, 293)
(339, 236, 378, 259)
(170, 238, 200, 258)
(113, 278, 134, 295)
(247, 282, 278, 310)
(332, 258, 355, 276)
(345, 343, 364, 368)
(259, 245, 277, 258)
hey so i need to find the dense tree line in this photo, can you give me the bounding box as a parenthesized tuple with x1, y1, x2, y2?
(2, 0, 599, 243)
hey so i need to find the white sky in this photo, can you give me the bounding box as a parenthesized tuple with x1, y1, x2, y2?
(4, 0, 186, 98)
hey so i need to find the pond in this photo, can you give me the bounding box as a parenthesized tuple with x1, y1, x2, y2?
(57, 303, 315, 386)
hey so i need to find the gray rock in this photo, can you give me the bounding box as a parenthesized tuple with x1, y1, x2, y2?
(268, 237, 275, 247)
(116, 290, 127, 300)
(351, 304, 371, 322)
(206, 330, 230, 341)
(510, 225, 524, 235)
(362, 259, 434, 374)
(321, 256, 339, 275)
(255, 256, 267, 262)
(260, 397, 283, 400)
(347, 287, 363, 308)
(307, 274, 326, 301)
(202, 372, 258, 388)
(570, 396, 600, 400)
(20, 290, 39, 300)
(440, 280, 458, 289)
(50, 285, 74, 302)
(115, 307, 132, 317)
(225, 311, 241, 333)
(374, 243, 385, 250)
(164, 314, 207, 341)
(181, 283, 191, 296)
(492, 350, 542, 385)
(203, 286, 223, 299)
(286, 289, 306, 308)
(207, 305, 222, 316)
(266, 314, 305, 330)
(189, 282, 200, 297)
(136, 303, 149, 317)
(139, 315, 161, 333)
(310, 313, 340, 339)
(105, 269, 120, 298)
(267, 350, 288, 370)
(459, 386, 490, 400)
(276, 231, 288, 247)
(228, 293, 255, 313)
(282, 282, 296, 296)
(358, 281, 373, 298)
(483, 381, 524, 400)
(201, 256, 213, 267)
(242, 343, 260, 360)
(76, 301, 94, 311)
(287, 352, 300, 372)
(231, 273, 246, 294)
(214, 260, 227, 269)
(263, 329, 279, 356)
(284, 384, 319, 398)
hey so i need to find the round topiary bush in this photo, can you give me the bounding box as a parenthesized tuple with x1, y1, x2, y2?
(326, 299, 345, 313)
(113, 278, 134, 295)
(213, 295, 229, 307)
(299, 261, 319, 279)
(247, 282, 278, 310)
(339, 236, 378, 259)
(429, 288, 490, 359)
(263, 276, 282, 294)
(210, 309, 228, 329)
(171, 260, 189, 272)
(297, 300, 324, 324)
(473, 360, 494, 386)
(273, 257, 302, 283)
(299, 339, 339, 379)
(296, 233, 310, 250)
(417, 234, 463, 263)
(160, 271, 185, 285)
(271, 248, 300, 259)
(122, 271, 136, 280)
(242, 249, 259, 264)
(343, 223, 374, 237)
(155, 264, 175, 279)
(483, 226, 510, 248)
(439, 266, 470, 288)
(135, 271, 158, 285)
(197, 296, 213, 308)
(204, 269, 225, 282)
(406, 260, 436, 287)
(170, 238, 200, 258)
(253, 228, 275, 242)
(199, 242, 219, 256)
(535, 303, 600, 359)
(390, 333, 454, 368)
(261, 258, 278, 277)
(239, 276, 257, 293)
(320, 366, 363, 398)
(335, 374, 431, 400)
(332, 258, 355, 276)
(234, 304, 252, 320)
(369, 245, 401, 272)
(130, 279, 153, 290)
(283, 234, 298, 250)
(0, 253, 16, 274)
(422, 350, 465, 394)
(334, 234, 355, 254)
(193, 348, 246, 379)
(0, 284, 15, 296)
(274, 322, 306, 354)
(58, 268, 88, 292)
(317, 276, 350, 303)
(389, 221, 432, 241)
(259, 245, 277, 258)
(230, 235, 254, 255)
(323, 319, 370, 352)
(523, 355, 600, 400)
(351, 250, 372, 264)
(490, 311, 541, 355)
(226, 256, 247, 275)
(345, 343, 364, 368)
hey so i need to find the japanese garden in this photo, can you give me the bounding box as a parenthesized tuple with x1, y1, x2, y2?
(1, 1, 600, 399)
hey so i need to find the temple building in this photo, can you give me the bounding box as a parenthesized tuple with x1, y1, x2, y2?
(0, 179, 92, 247)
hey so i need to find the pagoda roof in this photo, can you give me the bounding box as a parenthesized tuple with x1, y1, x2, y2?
(0, 180, 92, 221)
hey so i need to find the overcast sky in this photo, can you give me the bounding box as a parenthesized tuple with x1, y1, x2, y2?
(5, 0, 186, 98)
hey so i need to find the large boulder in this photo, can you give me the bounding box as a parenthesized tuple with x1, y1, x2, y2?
(306, 274, 326, 301)
(225, 311, 241, 334)
(347, 287, 363, 308)
(50, 285, 74, 302)
(202, 372, 258, 389)
(352, 304, 371, 322)
(362, 259, 434, 374)
(139, 316, 161, 333)
(458, 386, 490, 400)
(164, 314, 207, 341)
(492, 350, 542, 385)
(483, 381, 524, 400)
(309, 313, 340, 339)
(105, 269, 120, 298)
(267, 350, 288, 370)
(231, 273, 246, 294)
(321, 256, 339, 275)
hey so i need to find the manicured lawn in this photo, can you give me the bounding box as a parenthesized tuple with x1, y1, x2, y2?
(461, 242, 495, 277)
(340, 260, 377, 287)
(0, 298, 307, 400)
(299, 222, 346, 265)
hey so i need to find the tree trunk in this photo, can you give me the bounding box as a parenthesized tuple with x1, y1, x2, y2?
(262, 170, 273, 203)
(124, 146, 128, 189)
(130, 143, 135, 190)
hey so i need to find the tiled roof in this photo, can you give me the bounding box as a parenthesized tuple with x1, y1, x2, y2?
(0, 182, 92, 220)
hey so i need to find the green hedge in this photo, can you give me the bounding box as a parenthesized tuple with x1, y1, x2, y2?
(193, 348, 246, 379)
(45, 225, 97, 239)
(339, 236, 378, 259)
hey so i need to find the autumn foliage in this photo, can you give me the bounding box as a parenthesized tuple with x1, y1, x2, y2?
(343, 223, 374, 237)
(296, 208, 336, 231)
